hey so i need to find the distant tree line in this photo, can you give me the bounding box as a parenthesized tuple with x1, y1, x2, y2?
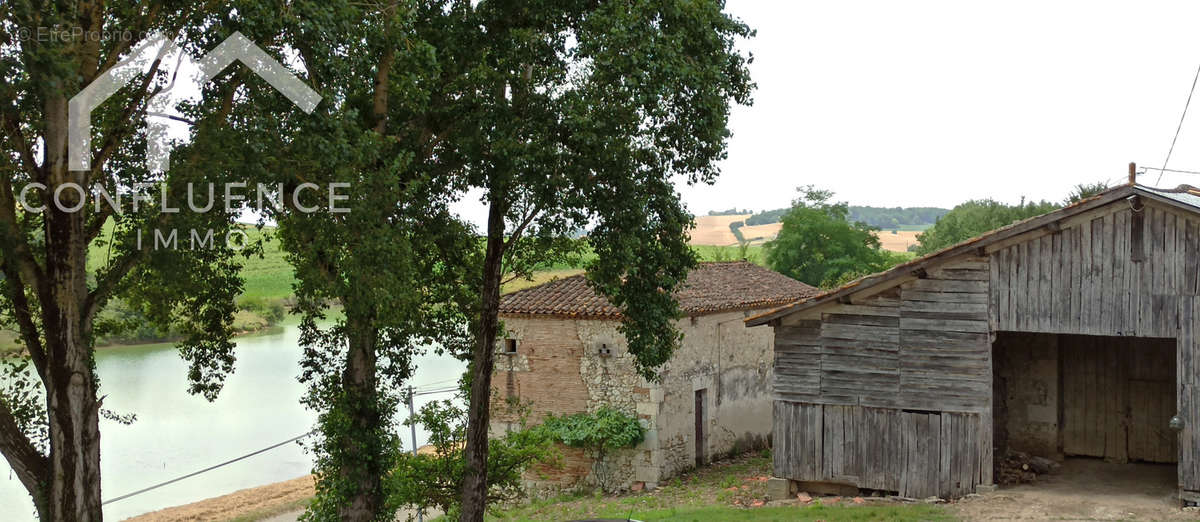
(707, 208, 752, 216)
(744, 205, 948, 229)
(847, 206, 949, 229)
(766, 182, 1112, 289)
(911, 181, 1110, 255)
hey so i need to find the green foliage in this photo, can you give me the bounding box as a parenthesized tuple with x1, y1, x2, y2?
(1066, 181, 1111, 204)
(539, 406, 645, 492)
(236, 296, 286, 324)
(1, 4, 265, 516)
(764, 187, 898, 288)
(390, 397, 555, 518)
(539, 407, 646, 453)
(913, 198, 1059, 255)
(728, 221, 746, 243)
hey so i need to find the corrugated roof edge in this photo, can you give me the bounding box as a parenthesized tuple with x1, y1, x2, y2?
(745, 183, 1200, 327)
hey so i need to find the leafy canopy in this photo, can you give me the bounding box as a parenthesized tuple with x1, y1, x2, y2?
(912, 198, 1060, 255)
(764, 186, 895, 288)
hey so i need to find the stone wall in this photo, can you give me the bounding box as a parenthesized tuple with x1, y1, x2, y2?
(492, 308, 776, 491)
(652, 310, 775, 482)
(993, 332, 1060, 459)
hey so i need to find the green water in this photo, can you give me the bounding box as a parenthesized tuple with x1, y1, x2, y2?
(0, 323, 466, 521)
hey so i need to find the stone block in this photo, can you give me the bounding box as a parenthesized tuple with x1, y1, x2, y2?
(766, 477, 793, 501)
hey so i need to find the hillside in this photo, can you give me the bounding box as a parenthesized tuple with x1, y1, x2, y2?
(690, 205, 945, 252)
(689, 214, 751, 245)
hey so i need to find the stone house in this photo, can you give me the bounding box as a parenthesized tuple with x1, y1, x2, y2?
(493, 261, 817, 491)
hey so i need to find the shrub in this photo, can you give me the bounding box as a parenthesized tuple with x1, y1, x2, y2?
(389, 396, 554, 517)
(538, 406, 645, 492)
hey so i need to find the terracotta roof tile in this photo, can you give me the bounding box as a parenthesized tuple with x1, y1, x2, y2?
(499, 261, 818, 319)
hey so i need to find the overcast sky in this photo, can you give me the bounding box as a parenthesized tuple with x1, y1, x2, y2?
(152, 2, 1200, 224)
(679, 0, 1200, 215)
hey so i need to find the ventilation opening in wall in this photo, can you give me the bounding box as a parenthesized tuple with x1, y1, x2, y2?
(504, 338, 517, 354)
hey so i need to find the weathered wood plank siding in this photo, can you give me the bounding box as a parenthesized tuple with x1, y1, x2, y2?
(773, 197, 1200, 499)
(772, 259, 992, 496)
(774, 401, 982, 498)
(1181, 297, 1200, 493)
(899, 258, 991, 414)
(990, 203, 1194, 337)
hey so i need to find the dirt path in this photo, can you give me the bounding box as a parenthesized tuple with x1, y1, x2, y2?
(952, 459, 1193, 520)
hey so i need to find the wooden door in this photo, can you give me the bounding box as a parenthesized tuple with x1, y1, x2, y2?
(1060, 335, 1176, 463)
(695, 389, 706, 467)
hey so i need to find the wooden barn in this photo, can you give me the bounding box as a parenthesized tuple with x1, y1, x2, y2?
(747, 182, 1200, 503)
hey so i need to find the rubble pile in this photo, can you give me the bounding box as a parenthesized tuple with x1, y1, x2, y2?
(994, 451, 1060, 485)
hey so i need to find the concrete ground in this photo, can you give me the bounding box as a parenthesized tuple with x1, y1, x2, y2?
(954, 458, 1192, 520)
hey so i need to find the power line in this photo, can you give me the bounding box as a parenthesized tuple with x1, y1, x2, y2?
(100, 389, 458, 506)
(102, 430, 315, 505)
(1158, 61, 1200, 185)
(1141, 165, 1200, 176)
(412, 386, 459, 397)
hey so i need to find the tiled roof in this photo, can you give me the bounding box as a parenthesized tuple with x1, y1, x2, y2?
(499, 261, 818, 319)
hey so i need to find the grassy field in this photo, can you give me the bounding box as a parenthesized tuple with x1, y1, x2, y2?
(474, 453, 951, 521)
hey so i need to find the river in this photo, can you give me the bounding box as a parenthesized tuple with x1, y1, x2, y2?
(0, 322, 466, 521)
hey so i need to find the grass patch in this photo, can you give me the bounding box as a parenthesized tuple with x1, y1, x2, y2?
(474, 453, 951, 522)
(531, 503, 952, 521)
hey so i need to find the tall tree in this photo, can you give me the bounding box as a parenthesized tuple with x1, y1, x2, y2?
(764, 186, 893, 288)
(438, 3, 754, 520)
(192, 2, 752, 520)
(0, 4, 264, 520)
(197, 2, 479, 519)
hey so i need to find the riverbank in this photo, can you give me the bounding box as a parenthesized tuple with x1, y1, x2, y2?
(124, 475, 315, 522)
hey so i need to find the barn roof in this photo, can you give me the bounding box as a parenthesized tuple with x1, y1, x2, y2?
(745, 183, 1200, 327)
(499, 261, 818, 319)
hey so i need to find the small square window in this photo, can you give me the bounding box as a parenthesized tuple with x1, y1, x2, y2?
(504, 339, 518, 353)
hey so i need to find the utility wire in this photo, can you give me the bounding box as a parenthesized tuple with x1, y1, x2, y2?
(412, 386, 459, 397)
(102, 430, 315, 505)
(1141, 165, 1200, 176)
(1158, 61, 1200, 185)
(100, 389, 459, 505)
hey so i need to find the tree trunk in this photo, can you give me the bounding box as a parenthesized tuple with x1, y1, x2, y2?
(459, 200, 506, 522)
(42, 94, 105, 521)
(336, 317, 385, 521)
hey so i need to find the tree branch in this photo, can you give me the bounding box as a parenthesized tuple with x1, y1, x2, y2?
(502, 203, 541, 253)
(0, 259, 47, 380)
(0, 174, 46, 299)
(372, 48, 394, 134)
(0, 399, 49, 509)
(0, 107, 42, 181)
(85, 24, 187, 184)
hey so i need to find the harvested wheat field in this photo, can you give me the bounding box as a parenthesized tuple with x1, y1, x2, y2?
(874, 230, 921, 252)
(689, 214, 751, 245)
(124, 475, 314, 522)
(738, 223, 782, 242)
